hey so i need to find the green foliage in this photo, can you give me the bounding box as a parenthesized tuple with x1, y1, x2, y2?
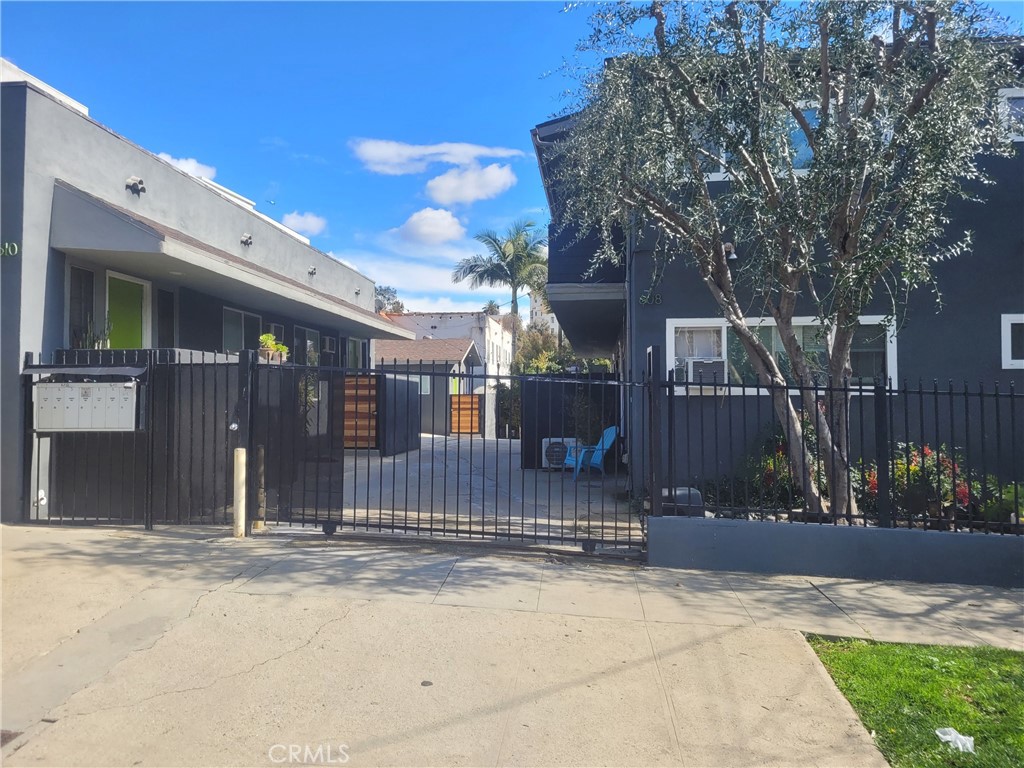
(568, 388, 606, 445)
(515, 322, 611, 375)
(853, 442, 1020, 525)
(981, 483, 1024, 523)
(482, 300, 501, 315)
(451, 220, 548, 321)
(258, 333, 289, 357)
(374, 285, 406, 314)
(495, 381, 522, 438)
(809, 636, 1024, 768)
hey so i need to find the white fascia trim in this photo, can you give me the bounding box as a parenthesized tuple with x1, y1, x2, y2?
(1001, 313, 1024, 369)
(665, 315, 898, 394)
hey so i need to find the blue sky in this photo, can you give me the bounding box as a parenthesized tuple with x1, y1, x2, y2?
(1, 1, 599, 314)
(3, 1, 1022, 316)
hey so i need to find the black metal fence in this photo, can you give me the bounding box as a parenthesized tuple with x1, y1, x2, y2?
(21, 346, 1021, 543)
(22, 349, 241, 525)
(650, 371, 1021, 534)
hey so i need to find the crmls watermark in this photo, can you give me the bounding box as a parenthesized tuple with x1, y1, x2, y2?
(268, 743, 350, 764)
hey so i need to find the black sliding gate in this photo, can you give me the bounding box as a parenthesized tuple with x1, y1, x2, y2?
(252, 361, 646, 548)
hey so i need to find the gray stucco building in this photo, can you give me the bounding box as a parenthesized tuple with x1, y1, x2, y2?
(0, 60, 413, 521)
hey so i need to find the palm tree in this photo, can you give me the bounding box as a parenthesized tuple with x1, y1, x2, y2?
(482, 300, 501, 316)
(452, 219, 547, 363)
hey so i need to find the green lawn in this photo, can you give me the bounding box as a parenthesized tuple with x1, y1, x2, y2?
(808, 636, 1024, 768)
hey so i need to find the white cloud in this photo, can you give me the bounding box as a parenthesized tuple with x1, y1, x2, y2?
(282, 211, 327, 237)
(157, 152, 216, 179)
(426, 163, 517, 206)
(330, 252, 484, 297)
(350, 139, 524, 175)
(326, 251, 358, 270)
(394, 208, 466, 245)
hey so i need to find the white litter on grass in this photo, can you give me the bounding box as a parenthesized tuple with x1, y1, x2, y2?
(935, 727, 975, 753)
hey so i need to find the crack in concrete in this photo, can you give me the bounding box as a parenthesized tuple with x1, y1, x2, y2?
(62, 606, 354, 720)
(808, 581, 874, 638)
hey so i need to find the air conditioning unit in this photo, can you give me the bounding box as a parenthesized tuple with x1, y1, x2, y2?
(687, 358, 727, 394)
(322, 336, 337, 354)
(541, 437, 578, 470)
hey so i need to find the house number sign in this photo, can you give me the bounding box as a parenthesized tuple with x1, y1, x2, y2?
(1, 242, 19, 257)
(639, 290, 662, 306)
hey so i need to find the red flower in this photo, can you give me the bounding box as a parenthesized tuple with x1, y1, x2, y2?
(956, 482, 970, 506)
(922, 445, 933, 457)
(867, 471, 878, 496)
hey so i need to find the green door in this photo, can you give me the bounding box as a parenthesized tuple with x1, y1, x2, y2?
(107, 276, 145, 349)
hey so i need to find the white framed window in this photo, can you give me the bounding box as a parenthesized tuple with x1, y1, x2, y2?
(666, 315, 897, 393)
(666, 319, 727, 381)
(999, 88, 1024, 142)
(223, 307, 262, 354)
(293, 325, 321, 366)
(419, 375, 432, 396)
(1002, 313, 1024, 369)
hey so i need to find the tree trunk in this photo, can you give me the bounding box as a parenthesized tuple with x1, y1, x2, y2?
(723, 310, 828, 518)
(510, 288, 519, 367)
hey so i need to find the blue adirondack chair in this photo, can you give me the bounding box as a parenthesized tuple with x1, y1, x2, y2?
(564, 426, 619, 481)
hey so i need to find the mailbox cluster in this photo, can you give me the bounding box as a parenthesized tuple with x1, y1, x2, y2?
(34, 381, 143, 432)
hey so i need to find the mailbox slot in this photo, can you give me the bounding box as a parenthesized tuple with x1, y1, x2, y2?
(34, 380, 145, 432)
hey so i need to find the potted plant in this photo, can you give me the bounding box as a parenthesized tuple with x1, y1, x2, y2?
(259, 333, 289, 364)
(81, 314, 112, 350)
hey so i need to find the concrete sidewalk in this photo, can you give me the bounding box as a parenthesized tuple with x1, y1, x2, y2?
(2, 525, 1021, 767)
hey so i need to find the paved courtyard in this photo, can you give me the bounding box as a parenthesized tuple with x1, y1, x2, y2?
(3, 524, 1021, 767)
(272, 435, 643, 544)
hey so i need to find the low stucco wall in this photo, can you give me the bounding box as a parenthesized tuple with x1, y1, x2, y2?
(647, 517, 1024, 588)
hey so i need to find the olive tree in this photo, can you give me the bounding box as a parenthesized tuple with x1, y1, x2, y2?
(555, 0, 1019, 519)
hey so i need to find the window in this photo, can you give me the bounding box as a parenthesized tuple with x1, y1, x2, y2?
(419, 375, 432, 396)
(346, 337, 365, 370)
(670, 323, 725, 379)
(1002, 314, 1024, 370)
(293, 325, 321, 366)
(667, 316, 896, 390)
(223, 308, 261, 354)
(787, 107, 820, 170)
(264, 322, 285, 341)
(1000, 88, 1024, 142)
(68, 266, 94, 348)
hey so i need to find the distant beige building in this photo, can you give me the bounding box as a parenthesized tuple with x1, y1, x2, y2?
(529, 300, 560, 336)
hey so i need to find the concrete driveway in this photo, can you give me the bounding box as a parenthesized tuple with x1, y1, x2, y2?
(4, 524, 1019, 767)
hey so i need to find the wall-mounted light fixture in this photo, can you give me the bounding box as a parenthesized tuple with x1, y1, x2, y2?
(354, 288, 361, 296)
(240, 233, 253, 247)
(125, 176, 146, 195)
(308, 266, 317, 277)
(724, 242, 738, 262)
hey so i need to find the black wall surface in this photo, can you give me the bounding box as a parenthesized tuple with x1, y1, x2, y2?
(376, 362, 451, 435)
(520, 374, 621, 470)
(379, 375, 421, 457)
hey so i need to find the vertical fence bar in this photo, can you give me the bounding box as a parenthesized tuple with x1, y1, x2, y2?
(874, 379, 892, 528)
(647, 346, 663, 518)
